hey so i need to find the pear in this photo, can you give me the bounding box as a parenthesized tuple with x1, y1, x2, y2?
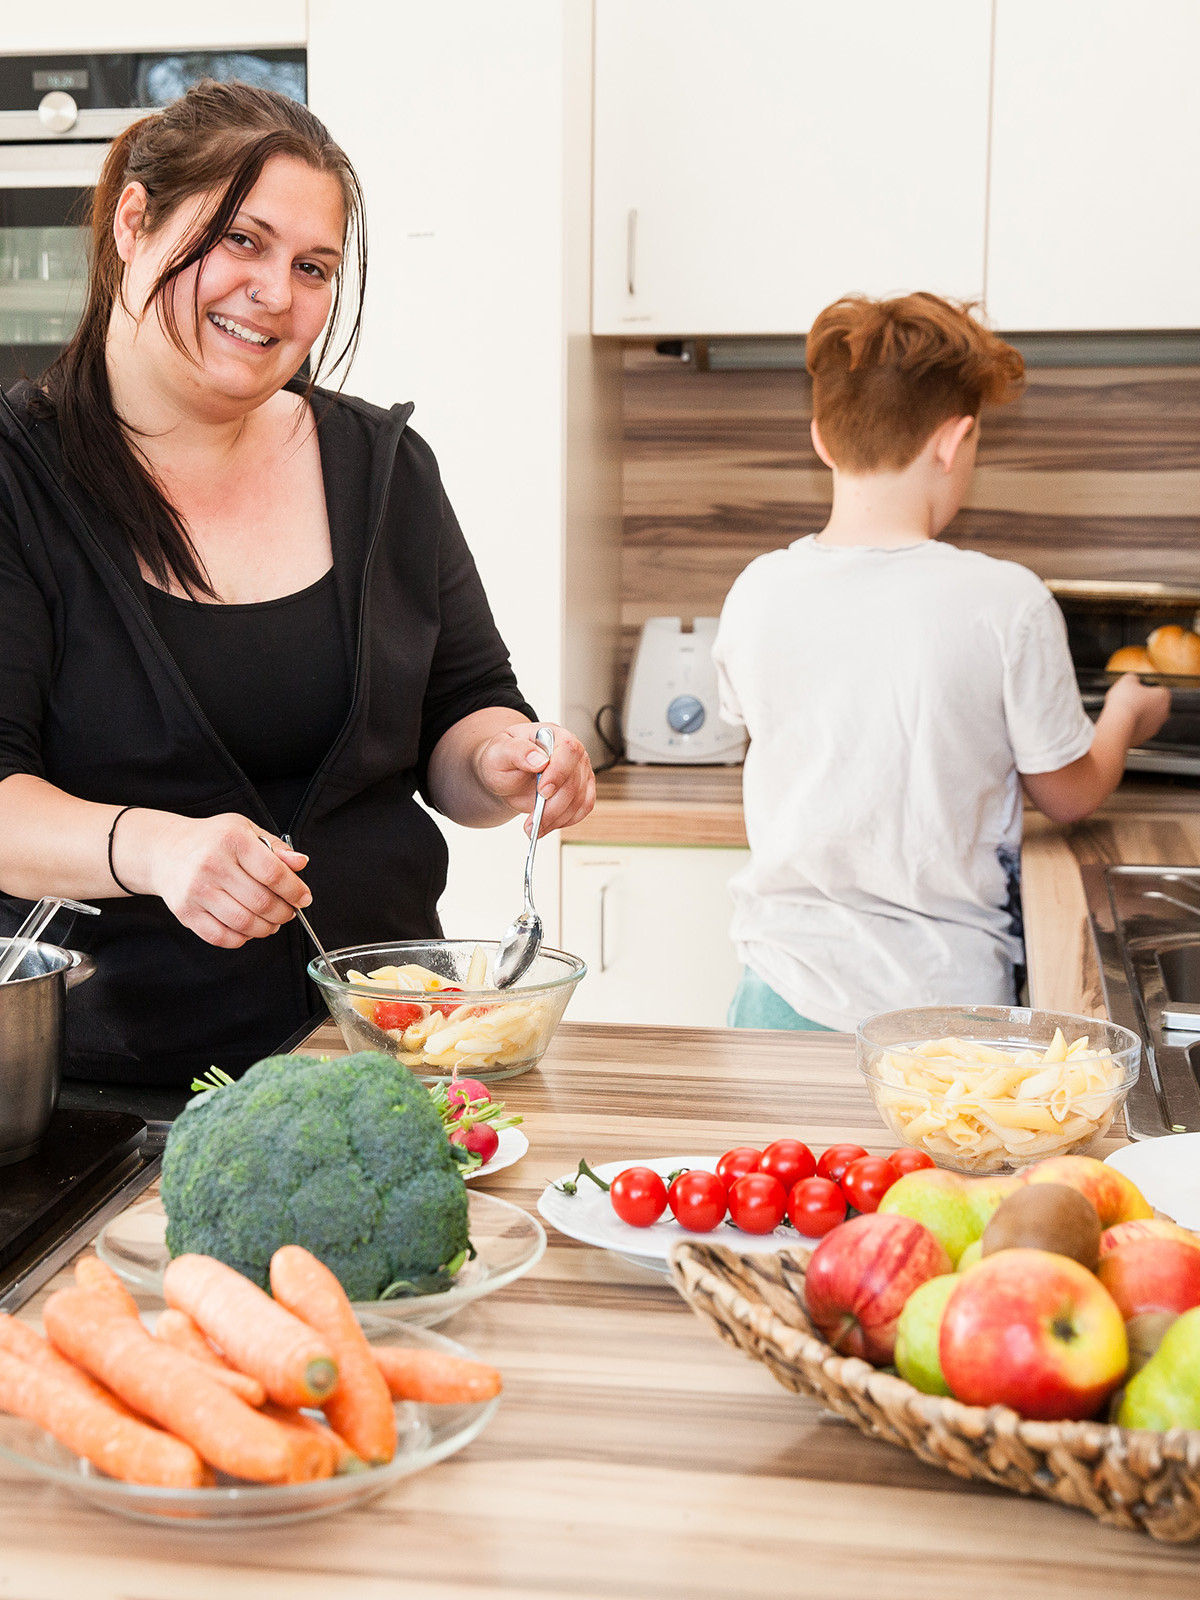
(894, 1274, 958, 1396)
(1118, 1305, 1200, 1429)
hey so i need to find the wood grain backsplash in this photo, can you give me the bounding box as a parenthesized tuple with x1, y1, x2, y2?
(620, 345, 1200, 682)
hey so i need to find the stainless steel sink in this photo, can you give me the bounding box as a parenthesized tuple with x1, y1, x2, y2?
(1083, 865, 1200, 1138)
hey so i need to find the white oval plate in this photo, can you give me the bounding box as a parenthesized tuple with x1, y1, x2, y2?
(99, 1191, 545, 1329)
(537, 1155, 825, 1274)
(463, 1126, 528, 1181)
(1106, 1134, 1200, 1227)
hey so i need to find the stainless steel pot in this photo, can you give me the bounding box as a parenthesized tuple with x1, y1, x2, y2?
(0, 940, 95, 1166)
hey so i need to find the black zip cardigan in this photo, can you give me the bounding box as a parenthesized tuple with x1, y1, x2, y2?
(0, 381, 535, 1086)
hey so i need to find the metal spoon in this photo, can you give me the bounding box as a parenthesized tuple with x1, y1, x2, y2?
(266, 836, 395, 1051)
(0, 897, 99, 985)
(493, 726, 555, 990)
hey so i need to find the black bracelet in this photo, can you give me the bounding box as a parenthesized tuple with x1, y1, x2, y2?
(107, 806, 138, 895)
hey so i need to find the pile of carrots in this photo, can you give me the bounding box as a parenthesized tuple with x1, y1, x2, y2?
(0, 1246, 502, 1489)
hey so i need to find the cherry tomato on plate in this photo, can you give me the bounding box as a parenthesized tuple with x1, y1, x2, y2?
(840, 1155, 897, 1214)
(716, 1147, 762, 1191)
(887, 1148, 936, 1179)
(816, 1143, 870, 1187)
(786, 1176, 847, 1238)
(373, 1000, 424, 1031)
(668, 1170, 727, 1233)
(609, 1167, 669, 1228)
(727, 1172, 787, 1235)
(757, 1138, 816, 1193)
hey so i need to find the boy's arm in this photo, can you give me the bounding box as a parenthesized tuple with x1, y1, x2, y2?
(1020, 674, 1170, 824)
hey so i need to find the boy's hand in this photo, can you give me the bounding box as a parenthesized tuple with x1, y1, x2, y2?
(1103, 672, 1171, 747)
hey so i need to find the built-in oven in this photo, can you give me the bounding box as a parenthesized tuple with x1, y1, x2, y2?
(0, 49, 307, 390)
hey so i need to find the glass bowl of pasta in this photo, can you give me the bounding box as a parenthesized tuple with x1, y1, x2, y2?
(856, 1005, 1141, 1175)
(309, 939, 586, 1083)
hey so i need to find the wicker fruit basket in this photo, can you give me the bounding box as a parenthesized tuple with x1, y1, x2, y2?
(668, 1239, 1200, 1542)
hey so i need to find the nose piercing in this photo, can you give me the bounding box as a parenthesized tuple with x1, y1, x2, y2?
(248, 288, 260, 301)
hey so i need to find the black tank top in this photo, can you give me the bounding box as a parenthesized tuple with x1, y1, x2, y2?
(144, 569, 351, 830)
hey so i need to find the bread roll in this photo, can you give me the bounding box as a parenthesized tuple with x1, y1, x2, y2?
(1146, 625, 1200, 676)
(1105, 645, 1155, 673)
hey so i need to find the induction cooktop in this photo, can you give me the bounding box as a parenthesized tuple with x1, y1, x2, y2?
(0, 1107, 166, 1311)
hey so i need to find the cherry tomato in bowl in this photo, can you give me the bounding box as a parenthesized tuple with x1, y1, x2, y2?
(887, 1148, 936, 1179)
(786, 1176, 847, 1237)
(716, 1147, 762, 1191)
(373, 1000, 424, 1032)
(757, 1138, 816, 1194)
(667, 1170, 727, 1233)
(840, 1155, 897, 1214)
(727, 1172, 787, 1235)
(816, 1143, 870, 1186)
(609, 1167, 668, 1228)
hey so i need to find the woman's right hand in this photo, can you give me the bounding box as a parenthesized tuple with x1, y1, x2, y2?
(117, 810, 311, 948)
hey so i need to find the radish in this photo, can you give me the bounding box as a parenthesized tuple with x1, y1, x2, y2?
(446, 1077, 492, 1117)
(450, 1122, 500, 1165)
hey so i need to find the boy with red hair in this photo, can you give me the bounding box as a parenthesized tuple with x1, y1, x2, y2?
(714, 293, 1167, 1030)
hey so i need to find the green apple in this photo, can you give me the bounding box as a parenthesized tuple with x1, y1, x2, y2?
(1118, 1306, 1200, 1429)
(878, 1170, 977, 1265)
(964, 1175, 1022, 1233)
(957, 1239, 983, 1272)
(894, 1274, 958, 1395)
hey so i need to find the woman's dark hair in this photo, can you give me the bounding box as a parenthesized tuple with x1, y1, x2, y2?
(34, 81, 367, 598)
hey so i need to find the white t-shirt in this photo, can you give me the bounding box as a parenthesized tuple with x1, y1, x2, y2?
(712, 536, 1095, 1031)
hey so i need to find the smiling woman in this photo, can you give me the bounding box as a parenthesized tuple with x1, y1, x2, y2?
(0, 83, 595, 1086)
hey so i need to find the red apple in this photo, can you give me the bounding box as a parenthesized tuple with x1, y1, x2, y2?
(1096, 1238, 1200, 1322)
(804, 1213, 951, 1365)
(1018, 1155, 1151, 1227)
(1099, 1218, 1200, 1259)
(940, 1248, 1128, 1420)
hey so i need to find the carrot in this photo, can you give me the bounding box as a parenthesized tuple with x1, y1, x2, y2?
(162, 1255, 337, 1407)
(74, 1255, 139, 1317)
(373, 1345, 502, 1405)
(153, 1309, 266, 1407)
(270, 1246, 396, 1464)
(297, 1413, 365, 1475)
(0, 1346, 205, 1488)
(43, 1287, 329, 1484)
(259, 1403, 339, 1477)
(0, 1313, 135, 1416)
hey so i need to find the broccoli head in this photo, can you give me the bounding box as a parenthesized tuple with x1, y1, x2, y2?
(161, 1051, 469, 1301)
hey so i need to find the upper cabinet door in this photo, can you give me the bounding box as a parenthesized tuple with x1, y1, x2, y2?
(592, 0, 991, 336)
(988, 1, 1200, 331)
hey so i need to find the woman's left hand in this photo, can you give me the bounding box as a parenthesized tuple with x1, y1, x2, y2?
(476, 721, 596, 836)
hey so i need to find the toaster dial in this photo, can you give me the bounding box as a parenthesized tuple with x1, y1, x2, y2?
(667, 694, 706, 734)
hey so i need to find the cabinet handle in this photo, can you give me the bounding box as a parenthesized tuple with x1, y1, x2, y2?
(598, 880, 614, 973)
(626, 208, 637, 297)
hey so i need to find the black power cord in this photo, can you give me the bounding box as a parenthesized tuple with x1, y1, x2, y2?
(592, 704, 624, 772)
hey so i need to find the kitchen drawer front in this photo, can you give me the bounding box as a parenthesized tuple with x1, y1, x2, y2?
(560, 843, 748, 1026)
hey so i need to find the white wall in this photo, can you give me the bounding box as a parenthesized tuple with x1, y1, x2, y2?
(6, 3, 306, 52)
(308, 1, 620, 944)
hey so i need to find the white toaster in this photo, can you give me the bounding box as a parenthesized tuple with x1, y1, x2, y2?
(622, 617, 747, 765)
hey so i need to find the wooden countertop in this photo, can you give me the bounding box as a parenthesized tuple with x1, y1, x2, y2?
(5, 1021, 1198, 1597)
(566, 764, 1200, 851)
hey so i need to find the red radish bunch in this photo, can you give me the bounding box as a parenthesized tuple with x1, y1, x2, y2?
(428, 1077, 522, 1172)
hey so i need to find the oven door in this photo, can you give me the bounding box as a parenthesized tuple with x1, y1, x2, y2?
(0, 141, 106, 391)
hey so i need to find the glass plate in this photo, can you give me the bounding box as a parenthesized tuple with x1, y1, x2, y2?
(538, 1155, 827, 1274)
(0, 1318, 499, 1526)
(99, 1191, 546, 1329)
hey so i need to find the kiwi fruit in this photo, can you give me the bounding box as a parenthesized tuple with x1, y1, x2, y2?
(981, 1182, 1102, 1271)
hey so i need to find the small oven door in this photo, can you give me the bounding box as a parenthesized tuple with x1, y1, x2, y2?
(0, 141, 106, 390)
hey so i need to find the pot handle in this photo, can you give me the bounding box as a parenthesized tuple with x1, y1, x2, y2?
(62, 948, 97, 989)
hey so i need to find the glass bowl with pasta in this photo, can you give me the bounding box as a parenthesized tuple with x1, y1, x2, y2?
(856, 1005, 1141, 1175)
(309, 940, 586, 1084)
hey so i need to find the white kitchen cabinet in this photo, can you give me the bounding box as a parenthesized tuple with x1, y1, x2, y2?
(560, 844, 749, 1026)
(6, 2, 306, 52)
(592, 0, 991, 336)
(987, 1, 1200, 331)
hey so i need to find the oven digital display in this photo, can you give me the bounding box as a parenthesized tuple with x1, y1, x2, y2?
(32, 70, 89, 92)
